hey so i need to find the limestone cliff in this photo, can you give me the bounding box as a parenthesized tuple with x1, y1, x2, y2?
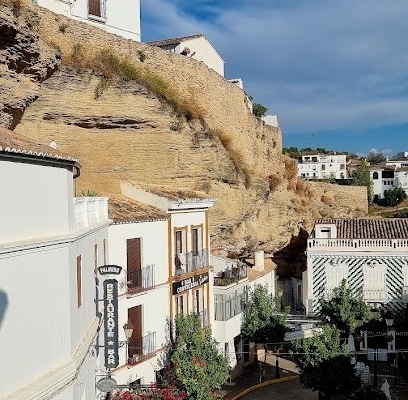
(0, 1, 368, 265)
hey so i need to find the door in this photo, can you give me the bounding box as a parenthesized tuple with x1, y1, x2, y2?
(128, 305, 142, 360)
(127, 238, 142, 290)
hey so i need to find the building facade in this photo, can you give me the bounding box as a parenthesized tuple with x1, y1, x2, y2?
(103, 184, 215, 388)
(35, 0, 141, 40)
(303, 218, 408, 316)
(147, 34, 225, 76)
(0, 128, 109, 400)
(211, 251, 276, 378)
(298, 152, 348, 180)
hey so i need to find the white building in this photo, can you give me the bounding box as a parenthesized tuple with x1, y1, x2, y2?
(298, 152, 348, 180)
(211, 251, 276, 379)
(34, 0, 141, 41)
(147, 34, 225, 76)
(386, 152, 408, 169)
(369, 165, 397, 202)
(104, 184, 216, 388)
(0, 128, 110, 400)
(303, 218, 408, 316)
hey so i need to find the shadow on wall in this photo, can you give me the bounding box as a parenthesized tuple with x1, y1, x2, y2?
(0, 289, 8, 331)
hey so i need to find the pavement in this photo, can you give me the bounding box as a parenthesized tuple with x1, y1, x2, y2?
(222, 361, 316, 400)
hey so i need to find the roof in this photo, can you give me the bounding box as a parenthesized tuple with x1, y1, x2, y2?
(313, 218, 408, 239)
(0, 126, 80, 164)
(108, 195, 168, 224)
(147, 34, 205, 47)
(388, 155, 408, 162)
(126, 182, 216, 202)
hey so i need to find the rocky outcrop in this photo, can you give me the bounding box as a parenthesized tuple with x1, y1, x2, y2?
(1, 1, 368, 262)
(0, 4, 60, 128)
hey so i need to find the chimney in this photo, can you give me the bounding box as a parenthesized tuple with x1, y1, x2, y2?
(253, 250, 264, 272)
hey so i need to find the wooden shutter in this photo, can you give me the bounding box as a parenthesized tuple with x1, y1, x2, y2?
(127, 238, 141, 272)
(88, 0, 101, 16)
(128, 305, 142, 358)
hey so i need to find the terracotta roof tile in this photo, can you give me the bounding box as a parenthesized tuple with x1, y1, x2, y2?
(0, 126, 79, 163)
(108, 195, 168, 223)
(314, 218, 408, 239)
(147, 34, 204, 47)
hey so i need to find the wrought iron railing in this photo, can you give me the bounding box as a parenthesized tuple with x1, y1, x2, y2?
(127, 331, 156, 365)
(175, 248, 209, 275)
(214, 262, 247, 286)
(127, 265, 155, 294)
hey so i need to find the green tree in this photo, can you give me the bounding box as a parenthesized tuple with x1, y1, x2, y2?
(252, 103, 268, 117)
(319, 279, 370, 334)
(241, 284, 288, 344)
(366, 150, 386, 165)
(291, 325, 358, 399)
(352, 160, 373, 203)
(384, 186, 407, 207)
(170, 313, 229, 400)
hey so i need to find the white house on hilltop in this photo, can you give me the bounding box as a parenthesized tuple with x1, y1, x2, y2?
(147, 34, 225, 76)
(34, 0, 141, 40)
(298, 152, 348, 180)
(0, 128, 110, 400)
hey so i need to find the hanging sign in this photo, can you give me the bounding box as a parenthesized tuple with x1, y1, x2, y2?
(103, 279, 119, 369)
(98, 265, 122, 275)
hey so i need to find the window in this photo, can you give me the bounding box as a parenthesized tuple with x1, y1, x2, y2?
(192, 226, 203, 255)
(88, 0, 106, 18)
(77, 255, 82, 308)
(321, 165, 325, 170)
(127, 238, 142, 289)
(340, 164, 345, 169)
(193, 289, 201, 313)
(176, 294, 185, 314)
(320, 228, 331, 238)
(175, 228, 187, 271)
(373, 172, 379, 180)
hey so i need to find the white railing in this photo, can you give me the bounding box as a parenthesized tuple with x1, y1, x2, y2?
(308, 238, 408, 251)
(73, 197, 109, 230)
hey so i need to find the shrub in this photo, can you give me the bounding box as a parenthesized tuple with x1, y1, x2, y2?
(59, 23, 68, 33)
(268, 174, 282, 190)
(321, 194, 333, 206)
(77, 189, 100, 197)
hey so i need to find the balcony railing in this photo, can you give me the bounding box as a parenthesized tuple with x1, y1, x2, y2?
(127, 264, 155, 294)
(127, 331, 156, 365)
(214, 263, 247, 286)
(308, 238, 408, 251)
(175, 248, 209, 275)
(73, 197, 108, 230)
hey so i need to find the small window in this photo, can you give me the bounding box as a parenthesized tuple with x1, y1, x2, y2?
(373, 172, 379, 180)
(176, 295, 185, 314)
(321, 165, 326, 170)
(77, 255, 82, 308)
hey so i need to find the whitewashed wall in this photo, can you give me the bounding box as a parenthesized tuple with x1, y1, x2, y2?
(176, 37, 224, 76)
(0, 160, 72, 242)
(36, 0, 141, 41)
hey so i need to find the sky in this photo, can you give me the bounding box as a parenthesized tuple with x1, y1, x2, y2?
(141, 0, 408, 157)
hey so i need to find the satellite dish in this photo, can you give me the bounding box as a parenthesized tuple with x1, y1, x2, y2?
(50, 141, 57, 149)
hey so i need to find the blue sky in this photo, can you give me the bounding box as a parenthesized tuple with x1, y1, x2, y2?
(141, 0, 408, 156)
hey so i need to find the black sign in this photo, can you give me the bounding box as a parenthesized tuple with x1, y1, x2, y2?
(98, 265, 122, 275)
(172, 272, 209, 295)
(103, 279, 119, 369)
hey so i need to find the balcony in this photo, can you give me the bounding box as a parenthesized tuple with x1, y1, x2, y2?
(214, 262, 247, 286)
(127, 331, 156, 365)
(73, 197, 108, 230)
(175, 248, 209, 275)
(308, 238, 408, 252)
(127, 264, 155, 295)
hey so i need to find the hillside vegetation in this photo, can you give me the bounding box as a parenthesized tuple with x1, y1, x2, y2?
(0, 0, 367, 260)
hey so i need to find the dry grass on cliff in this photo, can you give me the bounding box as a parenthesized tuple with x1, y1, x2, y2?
(321, 194, 333, 206)
(268, 174, 282, 190)
(65, 44, 205, 121)
(283, 158, 298, 181)
(0, 0, 23, 16)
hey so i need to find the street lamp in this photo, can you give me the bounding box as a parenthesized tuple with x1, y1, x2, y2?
(123, 320, 134, 342)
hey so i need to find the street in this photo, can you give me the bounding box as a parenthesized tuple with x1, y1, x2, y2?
(240, 379, 318, 400)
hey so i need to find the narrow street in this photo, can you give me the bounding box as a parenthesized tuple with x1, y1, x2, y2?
(240, 379, 318, 400)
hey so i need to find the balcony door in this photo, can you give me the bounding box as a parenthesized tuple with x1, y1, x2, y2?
(128, 305, 142, 360)
(127, 238, 142, 290)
